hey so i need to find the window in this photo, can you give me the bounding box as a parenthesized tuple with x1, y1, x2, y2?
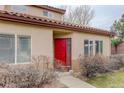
(49, 12, 52, 17)
(100, 41, 103, 53)
(95, 40, 103, 54)
(11, 5, 27, 13)
(0, 34, 15, 63)
(43, 11, 52, 18)
(84, 40, 93, 56)
(84, 40, 89, 56)
(66, 39, 71, 66)
(17, 36, 31, 63)
(43, 11, 48, 16)
(90, 41, 93, 55)
(0, 34, 31, 64)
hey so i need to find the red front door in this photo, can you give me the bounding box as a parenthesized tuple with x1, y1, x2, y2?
(54, 38, 71, 68)
(54, 39, 66, 66)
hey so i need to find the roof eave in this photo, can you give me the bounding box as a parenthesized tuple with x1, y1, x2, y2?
(0, 11, 112, 37)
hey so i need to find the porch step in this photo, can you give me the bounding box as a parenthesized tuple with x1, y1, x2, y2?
(58, 72, 71, 77)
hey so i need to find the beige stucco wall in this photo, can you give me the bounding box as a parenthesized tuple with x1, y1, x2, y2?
(0, 5, 5, 10)
(71, 32, 111, 72)
(72, 32, 111, 59)
(0, 20, 53, 58)
(0, 20, 111, 71)
(27, 6, 63, 21)
(3, 5, 63, 21)
(54, 31, 111, 59)
(53, 30, 111, 72)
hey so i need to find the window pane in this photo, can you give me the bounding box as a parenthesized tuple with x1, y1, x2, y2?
(43, 11, 48, 16)
(84, 40, 93, 56)
(0, 34, 15, 63)
(90, 41, 93, 56)
(49, 13, 52, 17)
(95, 41, 99, 54)
(100, 41, 103, 54)
(84, 40, 89, 56)
(17, 36, 31, 63)
(84, 40, 88, 44)
(84, 46, 89, 56)
(89, 41, 93, 56)
(95, 40, 103, 54)
(66, 39, 71, 66)
(90, 45, 93, 55)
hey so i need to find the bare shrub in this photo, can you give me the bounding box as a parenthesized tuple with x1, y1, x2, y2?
(0, 55, 57, 88)
(54, 59, 70, 72)
(79, 54, 124, 78)
(79, 54, 110, 78)
(109, 54, 124, 70)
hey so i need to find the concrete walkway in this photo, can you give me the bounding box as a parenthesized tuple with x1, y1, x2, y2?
(58, 72, 95, 88)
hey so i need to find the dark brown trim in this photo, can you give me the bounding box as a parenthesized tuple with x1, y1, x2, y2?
(31, 5, 66, 14)
(0, 10, 114, 36)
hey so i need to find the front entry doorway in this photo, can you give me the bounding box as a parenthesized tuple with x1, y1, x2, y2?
(54, 38, 71, 71)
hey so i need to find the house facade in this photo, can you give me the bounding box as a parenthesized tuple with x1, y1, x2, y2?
(0, 5, 113, 71)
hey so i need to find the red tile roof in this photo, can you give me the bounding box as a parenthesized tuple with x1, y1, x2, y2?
(0, 10, 114, 36)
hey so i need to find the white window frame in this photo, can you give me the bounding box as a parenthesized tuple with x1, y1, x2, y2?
(48, 12, 53, 18)
(84, 40, 93, 56)
(43, 10, 53, 18)
(0, 34, 15, 64)
(95, 40, 103, 54)
(15, 34, 17, 64)
(16, 35, 31, 64)
(0, 33, 31, 64)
